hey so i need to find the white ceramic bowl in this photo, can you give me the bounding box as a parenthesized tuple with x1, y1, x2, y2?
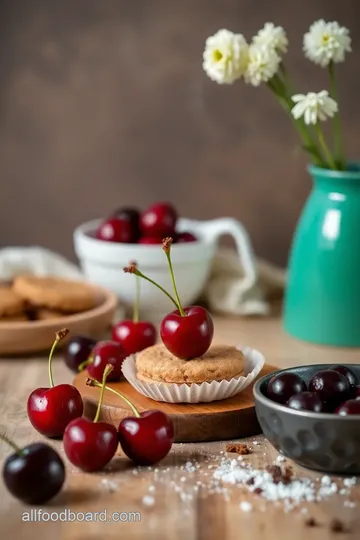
(74, 217, 257, 319)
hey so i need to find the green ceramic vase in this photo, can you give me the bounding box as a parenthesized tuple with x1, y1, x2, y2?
(284, 163, 360, 346)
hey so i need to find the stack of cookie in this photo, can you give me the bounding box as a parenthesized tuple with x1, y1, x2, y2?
(0, 276, 97, 323)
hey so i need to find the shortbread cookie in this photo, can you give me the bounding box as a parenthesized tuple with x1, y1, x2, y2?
(13, 276, 96, 313)
(136, 344, 244, 384)
(0, 286, 26, 316)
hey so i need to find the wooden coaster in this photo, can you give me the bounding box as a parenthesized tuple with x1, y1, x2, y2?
(73, 364, 277, 443)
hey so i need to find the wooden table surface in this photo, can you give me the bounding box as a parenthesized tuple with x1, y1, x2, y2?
(1, 316, 360, 539)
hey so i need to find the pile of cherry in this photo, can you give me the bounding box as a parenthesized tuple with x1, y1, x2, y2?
(96, 202, 197, 244)
(2, 237, 216, 505)
(1, 329, 174, 505)
(267, 366, 360, 414)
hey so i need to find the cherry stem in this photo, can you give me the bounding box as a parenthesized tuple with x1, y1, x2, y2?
(93, 364, 113, 423)
(89, 380, 140, 418)
(133, 274, 140, 324)
(77, 355, 93, 372)
(124, 266, 179, 310)
(0, 433, 23, 456)
(49, 328, 69, 387)
(163, 238, 186, 317)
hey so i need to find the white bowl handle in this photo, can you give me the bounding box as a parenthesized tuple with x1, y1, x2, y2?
(179, 217, 258, 287)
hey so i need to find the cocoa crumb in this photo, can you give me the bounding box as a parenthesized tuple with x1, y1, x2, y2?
(246, 477, 254, 486)
(254, 487, 263, 495)
(330, 519, 348, 533)
(226, 443, 251, 455)
(305, 517, 318, 527)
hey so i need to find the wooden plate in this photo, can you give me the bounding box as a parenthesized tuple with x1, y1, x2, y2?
(74, 363, 278, 442)
(0, 285, 118, 356)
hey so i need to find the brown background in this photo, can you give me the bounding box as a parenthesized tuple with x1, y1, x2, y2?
(0, 0, 358, 266)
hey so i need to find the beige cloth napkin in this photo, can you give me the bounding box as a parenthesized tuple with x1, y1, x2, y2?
(204, 248, 286, 316)
(0, 247, 286, 317)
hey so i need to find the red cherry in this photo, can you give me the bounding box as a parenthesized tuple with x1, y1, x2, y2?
(63, 366, 118, 471)
(160, 306, 214, 359)
(140, 202, 177, 238)
(118, 410, 174, 465)
(138, 237, 163, 245)
(112, 320, 156, 356)
(177, 232, 197, 243)
(336, 399, 360, 415)
(64, 336, 96, 373)
(87, 341, 126, 382)
(27, 329, 83, 438)
(27, 384, 84, 438)
(96, 217, 137, 243)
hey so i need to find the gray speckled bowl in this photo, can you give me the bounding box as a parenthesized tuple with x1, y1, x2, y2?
(253, 364, 360, 474)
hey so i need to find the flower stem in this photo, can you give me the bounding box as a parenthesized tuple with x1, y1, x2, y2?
(48, 328, 69, 387)
(162, 238, 186, 317)
(329, 61, 346, 170)
(0, 433, 23, 455)
(124, 265, 179, 310)
(133, 274, 140, 324)
(93, 365, 113, 423)
(315, 124, 337, 170)
(267, 78, 324, 167)
(90, 380, 140, 418)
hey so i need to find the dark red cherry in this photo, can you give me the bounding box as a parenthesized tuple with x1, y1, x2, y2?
(309, 370, 350, 408)
(110, 207, 140, 242)
(140, 202, 177, 238)
(112, 320, 156, 356)
(96, 217, 137, 243)
(87, 340, 126, 382)
(118, 410, 174, 465)
(2, 440, 65, 504)
(266, 372, 307, 404)
(332, 366, 358, 396)
(177, 232, 197, 243)
(64, 335, 96, 372)
(336, 399, 360, 415)
(287, 391, 328, 413)
(160, 306, 214, 360)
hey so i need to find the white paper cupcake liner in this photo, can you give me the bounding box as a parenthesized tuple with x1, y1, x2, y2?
(121, 345, 265, 404)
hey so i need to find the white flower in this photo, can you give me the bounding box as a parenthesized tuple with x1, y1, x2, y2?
(291, 90, 338, 125)
(203, 29, 248, 84)
(253, 22, 288, 54)
(303, 19, 351, 67)
(244, 44, 281, 86)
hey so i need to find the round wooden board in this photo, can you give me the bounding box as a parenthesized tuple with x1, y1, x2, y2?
(74, 363, 278, 443)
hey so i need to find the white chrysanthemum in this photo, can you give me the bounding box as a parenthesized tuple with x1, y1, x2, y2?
(244, 44, 281, 86)
(303, 19, 351, 67)
(253, 22, 288, 54)
(291, 90, 338, 125)
(203, 29, 248, 84)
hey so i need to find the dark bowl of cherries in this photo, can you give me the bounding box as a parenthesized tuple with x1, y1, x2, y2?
(254, 364, 360, 474)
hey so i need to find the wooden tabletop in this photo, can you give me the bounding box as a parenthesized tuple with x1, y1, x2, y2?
(1, 316, 360, 539)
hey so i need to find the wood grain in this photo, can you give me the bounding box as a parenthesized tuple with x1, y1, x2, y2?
(1, 316, 360, 540)
(73, 363, 278, 442)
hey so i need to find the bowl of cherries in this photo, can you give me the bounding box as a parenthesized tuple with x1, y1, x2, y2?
(73, 202, 256, 317)
(254, 364, 360, 473)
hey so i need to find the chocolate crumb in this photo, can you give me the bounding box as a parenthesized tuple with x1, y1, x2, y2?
(246, 477, 255, 486)
(254, 487, 263, 495)
(330, 519, 348, 533)
(266, 464, 293, 485)
(305, 517, 318, 527)
(226, 443, 251, 455)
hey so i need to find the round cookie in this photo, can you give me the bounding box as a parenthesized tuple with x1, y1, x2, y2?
(0, 286, 26, 316)
(13, 276, 96, 313)
(136, 344, 244, 384)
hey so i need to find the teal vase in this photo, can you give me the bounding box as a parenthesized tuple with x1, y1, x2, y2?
(284, 163, 360, 347)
